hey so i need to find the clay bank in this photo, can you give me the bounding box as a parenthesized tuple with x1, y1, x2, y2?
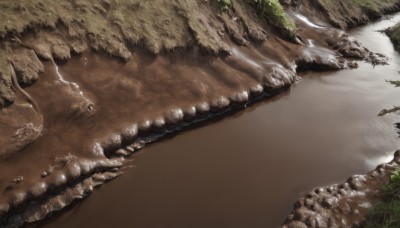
(0, 0, 400, 227)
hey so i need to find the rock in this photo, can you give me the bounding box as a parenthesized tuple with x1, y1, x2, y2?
(30, 182, 48, 197)
(133, 140, 145, 151)
(153, 116, 166, 128)
(347, 175, 366, 190)
(166, 108, 184, 125)
(321, 196, 338, 209)
(41, 172, 48, 178)
(338, 202, 351, 214)
(230, 91, 249, 104)
(53, 173, 67, 187)
(101, 133, 122, 152)
(65, 161, 82, 179)
(293, 207, 314, 221)
(139, 120, 152, 132)
(294, 199, 305, 209)
(250, 84, 264, 97)
(307, 214, 328, 228)
(11, 191, 27, 207)
(211, 96, 230, 111)
(121, 124, 138, 142)
(115, 149, 128, 156)
(183, 106, 197, 121)
(5, 176, 24, 191)
(196, 102, 210, 115)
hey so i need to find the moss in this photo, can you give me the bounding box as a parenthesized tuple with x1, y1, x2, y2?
(354, 0, 399, 15)
(251, 0, 297, 40)
(216, 0, 232, 10)
(386, 24, 400, 51)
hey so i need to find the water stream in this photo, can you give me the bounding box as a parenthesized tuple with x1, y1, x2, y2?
(36, 14, 400, 228)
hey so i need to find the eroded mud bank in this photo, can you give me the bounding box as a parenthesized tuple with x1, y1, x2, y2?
(283, 13, 400, 227)
(0, 1, 398, 227)
(0, 37, 342, 228)
(283, 151, 400, 227)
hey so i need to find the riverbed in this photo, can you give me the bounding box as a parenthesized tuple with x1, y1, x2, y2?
(34, 14, 400, 228)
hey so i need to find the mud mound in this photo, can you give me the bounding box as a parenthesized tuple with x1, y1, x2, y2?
(283, 151, 400, 227)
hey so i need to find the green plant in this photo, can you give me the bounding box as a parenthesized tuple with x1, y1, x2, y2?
(364, 169, 400, 227)
(251, 0, 297, 40)
(217, 0, 232, 10)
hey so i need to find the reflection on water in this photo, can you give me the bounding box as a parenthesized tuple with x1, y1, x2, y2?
(42, 15, 400, 228)
(365, 154, 394, 168)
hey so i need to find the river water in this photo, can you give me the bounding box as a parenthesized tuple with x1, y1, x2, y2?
(40, 15, 400, 228)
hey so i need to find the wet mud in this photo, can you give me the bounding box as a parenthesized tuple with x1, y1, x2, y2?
(0, 2, 399, 228)
(40, 68, 400, 228)
(39, 12, 400, 228)
(284, 13, 400, 227)
(283, 153, 400, 227)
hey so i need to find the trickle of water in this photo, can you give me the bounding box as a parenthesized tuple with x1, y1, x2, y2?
(291, 12, 326, 29)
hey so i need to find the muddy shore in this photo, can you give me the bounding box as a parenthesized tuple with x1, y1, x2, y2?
(283, 152, 400, 227)
(1, 0, 400, 227)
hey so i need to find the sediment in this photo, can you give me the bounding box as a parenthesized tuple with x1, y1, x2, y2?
(283, 151, 400, 227)
(0, 0, 399, 227)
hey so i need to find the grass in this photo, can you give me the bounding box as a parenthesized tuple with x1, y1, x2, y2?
(214, 0, 297, 40)
(318, 0, 399, 14)
(216, 0, 232, 10)
(386, 24, 400, 51)
(250, 0, 297, 40)
(354, 0, 399, 15)
(363, 169, 400, 227)
(317, 0, 399, 28)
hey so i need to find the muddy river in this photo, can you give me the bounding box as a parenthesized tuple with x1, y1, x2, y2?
(31, 14, 400, 228)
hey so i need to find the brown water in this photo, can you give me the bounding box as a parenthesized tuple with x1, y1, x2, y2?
(37, 15, 400, 228)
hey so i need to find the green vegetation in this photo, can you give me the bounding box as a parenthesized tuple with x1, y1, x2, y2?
(317, 0, 400, 28)
(251, 0, 297, 40)
(354, 0, 399, 15)
(364, 169, 400, 227)
(217, 0, 232, 10)
(214, 0, 296, 39)
(386, 24, 400, 51)
(319, 0, 398, 15)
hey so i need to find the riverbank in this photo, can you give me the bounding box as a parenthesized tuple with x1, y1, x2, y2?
(386, 23, 400, 50)
(1, 0, 400, 227)
(283, 13, 400, 227)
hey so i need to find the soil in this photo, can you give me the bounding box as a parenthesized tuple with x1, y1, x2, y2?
(283, 152, 400, 227)
(313, 0, 400, 29)
(0, 0, 400, 227)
